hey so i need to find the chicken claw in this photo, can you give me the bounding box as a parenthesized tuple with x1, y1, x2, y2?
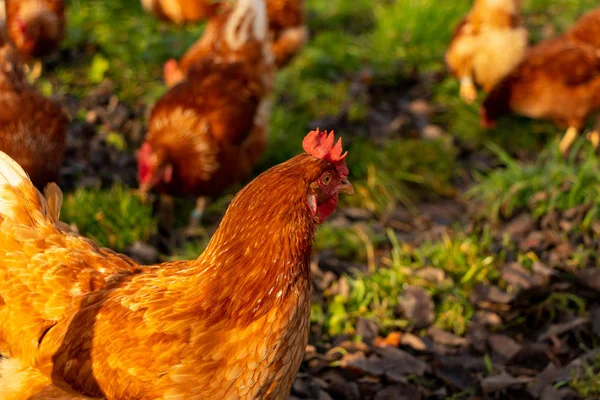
(459, 77, 477, 104)
(559, 126, 578, 155)
(586, 130, 600, 150)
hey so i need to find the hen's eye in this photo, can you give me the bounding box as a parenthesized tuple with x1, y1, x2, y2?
(321, 173, 332, 185)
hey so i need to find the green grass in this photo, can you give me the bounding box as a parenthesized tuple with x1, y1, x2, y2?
(316, 228, 505, 336)
(315, 224, 375, 262)
(61, 185, 155, 251)
(346, 138, 457, 215)
(467, 139, 600, 231)
(50, 0, 203, 103)
(369, 0, 470, 72)
(568, 353, 600, 398)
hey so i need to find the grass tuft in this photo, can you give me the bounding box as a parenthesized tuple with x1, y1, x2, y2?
(347, 138, 457, 215)
(321, 228, 503, 336)
(467, 138, 600, 230)
(369, 0, 470, 72)
(61, 185, 155, 251)
(568, 353, 600, 398)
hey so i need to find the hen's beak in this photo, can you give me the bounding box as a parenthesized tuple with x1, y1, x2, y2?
(337, 178, 354, 196)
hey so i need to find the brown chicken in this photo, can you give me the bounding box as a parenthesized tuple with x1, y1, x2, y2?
(481, 7, 600, 154)
(138, 0, 274, 225)
(0, 129, 354, 399)
(140, 0, 223, 24)
(0, 40, 68, 189)
(162, 0, 306, 86)
(4, 0, 65, 60)
(265, 0, 307, 67)
(446, 0, 527, 103)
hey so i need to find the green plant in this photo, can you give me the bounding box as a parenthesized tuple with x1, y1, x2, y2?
(61, 185, 155, 251)
(322, 228, 503, 336)
(467, 139, 600, 229)
(568, 353, 600, 398)
(58, 0, 203, 102)
(369, 0, 470, 72)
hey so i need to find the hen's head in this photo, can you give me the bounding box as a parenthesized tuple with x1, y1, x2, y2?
(136, 142, 173, 194)
(301, 129, 353, 223)
(11, 3, 62, 57)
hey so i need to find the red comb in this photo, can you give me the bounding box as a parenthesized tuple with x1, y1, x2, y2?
(302, 129, 348, 163)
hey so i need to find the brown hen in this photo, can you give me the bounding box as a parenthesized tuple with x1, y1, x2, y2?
(481, 6, 600, 154)
(0, 129, 353, 399)
(138, 0, 274, 225)
(140, 0, 223, 24)
(162, 0, 306, 85)
(0, 41, 67, 189)
(5, 0, 65, 60)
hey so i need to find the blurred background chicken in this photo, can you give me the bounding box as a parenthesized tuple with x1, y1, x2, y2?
(0, 130, 353, 400)
(445, 0, 527, 104)
(161, 0, 306, 87)
(481, 6, 600, 155)
(3, 0, 65, 78)
(140, 0, 223, 25)
(138, 0, 275, 230)
(265, 0, 307, 67)
(0, 40, 67, 189)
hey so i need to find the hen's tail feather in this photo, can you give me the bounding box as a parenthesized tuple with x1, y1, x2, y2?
(0, 151, 56, 227)
(44, 183, 63, 223)
(0, 358, 96, 399)
(0, 151, 28, 188)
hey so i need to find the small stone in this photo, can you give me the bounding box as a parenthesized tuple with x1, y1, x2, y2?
(339, 351, 367, 368)
(376, 346, 429, 378)
(408, 99, 434, 116)
(528, 363, 557, 398)
(400, 332, 427, 352)
(356, 317, 379, 345)
(398, 286, 434, 329)
(503, 214, 534, 237)
(501, 262, 538, 289)
(427, 327, 470, 347)
(488, 334, 522, 360)
(421, 124, 445, 140)
(344, 356, 384, 377)
(481, 373, 533, 393)
(470, 284, 515, 305)
(415, 267, 446, 283)
(532, 261, 555, 279)
(474, 311, 502, 326)
(338, 340, 370, 353)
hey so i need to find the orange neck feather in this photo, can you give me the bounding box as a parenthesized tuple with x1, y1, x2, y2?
(187, 154, 326, 327)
